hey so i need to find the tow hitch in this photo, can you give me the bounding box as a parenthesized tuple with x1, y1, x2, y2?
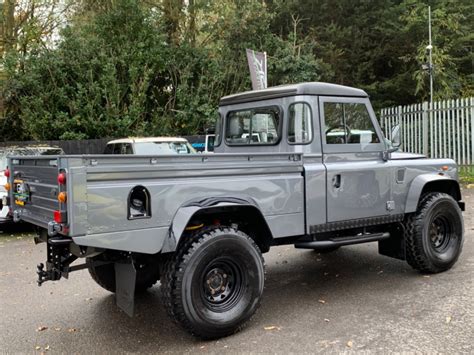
(35, 237, 136, 316)
(36, 237, 112, 285)
(36, 237, 79, 286)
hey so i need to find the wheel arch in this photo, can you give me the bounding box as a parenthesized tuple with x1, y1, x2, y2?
(405, 174, 463, 213)
(162, 196, 273, 254)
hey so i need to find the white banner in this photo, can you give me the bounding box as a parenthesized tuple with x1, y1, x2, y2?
(246, 49, 267, 90)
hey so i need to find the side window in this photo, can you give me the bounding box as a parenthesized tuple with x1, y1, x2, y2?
(123, 143, 133, 154)
(288, 102, 312, 144)
(104, 144, 114, 154)
(213, 114, 222, 147)
(324, 102, 380, 145)
(113, 144, 122, 154)
(225, 107, 280, 145)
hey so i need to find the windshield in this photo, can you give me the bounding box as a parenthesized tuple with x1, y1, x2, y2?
(134, 141, 197, 155)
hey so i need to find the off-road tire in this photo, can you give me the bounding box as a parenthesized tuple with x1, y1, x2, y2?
(405, 192, 464, 273)
(160, 226, 265, 339)
(86, 258, 161, 293)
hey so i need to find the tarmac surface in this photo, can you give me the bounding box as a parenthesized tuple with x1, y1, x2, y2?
(1, 190, 473, 354)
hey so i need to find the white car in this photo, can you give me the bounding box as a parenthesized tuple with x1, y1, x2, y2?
(0, 146, 64, 224)
(104, 137, 197, 155)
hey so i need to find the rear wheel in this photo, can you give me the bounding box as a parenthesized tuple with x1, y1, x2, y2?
(87, 256, 161, 293)
(161, 227, 265, 339)
(405, 192, 464, 273)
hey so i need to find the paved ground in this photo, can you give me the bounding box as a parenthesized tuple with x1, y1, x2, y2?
(1, 191, 473, 354)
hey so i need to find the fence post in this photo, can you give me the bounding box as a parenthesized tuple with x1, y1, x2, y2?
(396, 105, 402, 147)
(422, 101, 429, 156)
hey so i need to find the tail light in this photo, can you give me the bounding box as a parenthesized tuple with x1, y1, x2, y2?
(54, 210, 64, 223)
(4, 167, 10, 178)
(57, 172, 66, 185)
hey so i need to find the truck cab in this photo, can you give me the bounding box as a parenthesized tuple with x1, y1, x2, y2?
(216, 82, 461, 230)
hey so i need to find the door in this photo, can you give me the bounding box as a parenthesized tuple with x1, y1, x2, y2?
(319, 96, 391, 223)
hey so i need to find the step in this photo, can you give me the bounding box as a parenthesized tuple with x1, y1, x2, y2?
(294, 232, 390, 249)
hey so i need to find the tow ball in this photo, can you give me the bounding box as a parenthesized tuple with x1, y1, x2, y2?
(36, 262, 61, 286)
(36, 237, 78, 286)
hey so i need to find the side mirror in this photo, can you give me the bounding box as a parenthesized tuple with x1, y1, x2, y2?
(391, 124, 401, 148)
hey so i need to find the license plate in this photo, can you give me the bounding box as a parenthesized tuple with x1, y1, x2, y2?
(13, 180, 30, 205)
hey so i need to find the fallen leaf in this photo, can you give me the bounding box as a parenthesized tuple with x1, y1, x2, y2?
(318, 299, 326, 304)
(324, 318, 330, 322)
(264, 325, 281, 331)
(68, 328, 78, 333)
(37, 326, 48, 332)
(446, 316, 452, 324)
(347, 340, 353, 348)
(35, 346, 41, 350)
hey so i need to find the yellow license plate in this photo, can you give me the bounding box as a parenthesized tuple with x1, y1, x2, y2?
(13, 179, 30, 205)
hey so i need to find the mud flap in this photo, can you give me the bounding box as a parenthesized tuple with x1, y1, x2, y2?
(378, 234, 406, 260)
(115, 259, 136, 317)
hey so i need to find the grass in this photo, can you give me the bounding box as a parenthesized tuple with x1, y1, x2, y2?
(459, 166, 474, 185)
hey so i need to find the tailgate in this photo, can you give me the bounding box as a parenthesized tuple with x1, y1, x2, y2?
(8, 157, 62, 229)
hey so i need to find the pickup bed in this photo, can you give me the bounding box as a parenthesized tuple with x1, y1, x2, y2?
(10, 153, 303, 251)
(7, 82, 465, 339)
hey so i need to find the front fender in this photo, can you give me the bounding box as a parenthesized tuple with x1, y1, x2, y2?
(405, 174, 460, 213)
(161, 196, 260, 253)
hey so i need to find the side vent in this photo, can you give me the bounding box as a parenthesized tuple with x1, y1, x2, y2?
(128, 186, 151, 219)
(396, 168, 406, 184)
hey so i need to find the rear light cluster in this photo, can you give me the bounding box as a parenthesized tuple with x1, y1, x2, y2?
(4, 167, 10, 191)
(55, 171, 67, 224)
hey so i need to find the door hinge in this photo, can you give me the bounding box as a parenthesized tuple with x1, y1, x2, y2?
(386, 201, 395, 211)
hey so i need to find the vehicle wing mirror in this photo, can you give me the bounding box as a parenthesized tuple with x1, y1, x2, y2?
(390, 124, 401, 148)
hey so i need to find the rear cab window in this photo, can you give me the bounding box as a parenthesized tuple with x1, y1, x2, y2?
(225, 106, 281, 145)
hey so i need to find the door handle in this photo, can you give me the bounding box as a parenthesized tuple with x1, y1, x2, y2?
(332, 174, 341, 188)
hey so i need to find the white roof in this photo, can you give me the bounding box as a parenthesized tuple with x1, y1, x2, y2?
(107, 137, 189, 144)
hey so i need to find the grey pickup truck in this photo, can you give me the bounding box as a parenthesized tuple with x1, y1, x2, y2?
(7, 82, 464, 339)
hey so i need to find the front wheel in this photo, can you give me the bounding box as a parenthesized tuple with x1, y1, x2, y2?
(161, 227, 265, 339)
(405, 192, 464, 273)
